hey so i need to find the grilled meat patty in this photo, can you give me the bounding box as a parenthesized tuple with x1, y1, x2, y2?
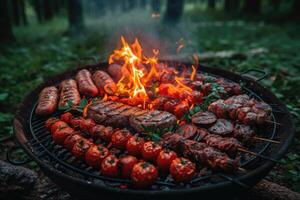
(87, 100, 177, 131)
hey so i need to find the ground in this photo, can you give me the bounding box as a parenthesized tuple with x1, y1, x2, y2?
(0, 8, 299, 193)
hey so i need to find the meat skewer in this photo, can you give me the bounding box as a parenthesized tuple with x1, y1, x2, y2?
(58, 79, 81, 108)
(208, 95, 272, 125)
(92, 70, 117, 95)
(35, 86, 58, 115)
(75, 69, 98, 97)
(161, 133, 239, 172)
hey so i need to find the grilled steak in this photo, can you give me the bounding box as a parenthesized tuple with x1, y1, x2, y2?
(176, 124, 198, 139)
(129, 110, 177, 132)
(87, 100, 177, 131)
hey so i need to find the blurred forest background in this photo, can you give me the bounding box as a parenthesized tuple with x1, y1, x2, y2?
(0, 0, 300, 193)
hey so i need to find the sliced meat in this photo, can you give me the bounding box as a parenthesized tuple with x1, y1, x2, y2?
(75, 69, 98, 97)
(176, 124, 198, 139)
(107, 63, 130, 83)
(58, 79, 81, 108)
(129, 110, 177, 132)
(35, 86, 58, 115)
(92, 70, 117, 95)
(208, 119, 234, 136)
(87, 100, 176, 131)
(191, 111, 217, 126)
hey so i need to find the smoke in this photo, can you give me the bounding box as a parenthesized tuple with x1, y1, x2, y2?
(83, 2, 198, 62)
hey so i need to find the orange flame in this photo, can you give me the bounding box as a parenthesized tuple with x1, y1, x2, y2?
(109, 36, 148, 99)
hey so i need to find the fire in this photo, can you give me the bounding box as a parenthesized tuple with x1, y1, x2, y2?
(108, 36, 199, 111)
(109, 36, 148, 99)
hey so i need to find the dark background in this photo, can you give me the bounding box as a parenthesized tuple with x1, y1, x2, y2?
(0, 0, 299, 193)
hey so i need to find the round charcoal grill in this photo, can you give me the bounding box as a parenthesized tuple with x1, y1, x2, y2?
(13, 60, 295, 199)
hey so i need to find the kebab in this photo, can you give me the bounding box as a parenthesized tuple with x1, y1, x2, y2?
(161, 133, 239, 172)
(208, 94, 272, 125)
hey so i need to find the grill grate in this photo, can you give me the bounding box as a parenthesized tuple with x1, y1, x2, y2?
(26, 76, 281, 190)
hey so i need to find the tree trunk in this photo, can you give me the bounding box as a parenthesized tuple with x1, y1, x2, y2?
(34, 0, 44, 22)
(208, 0, 216, 9)
(243, 0, 261, 14)
(20, 0, 27, 25)
(11, 0, 20, 25)
(290, 0, 300, 18)
(225, 0, 240, 12)
(163, 0, 185, 24)
(68, 0, 84, 32)
(44, 0, 53, 20)
(0, 0, 15, 42)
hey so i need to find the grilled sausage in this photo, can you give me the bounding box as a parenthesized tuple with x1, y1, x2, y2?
(75, 69, 98, 97)
(59, 79, 81, 108)
(107, 64, 130, 83)
(35, 86, 58, 115)
(92, 70, 117, 95)
(191, 111, 217, 126)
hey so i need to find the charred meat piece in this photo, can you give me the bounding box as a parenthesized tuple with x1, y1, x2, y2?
(75, 69, 98, 97)
(129, 110, 177, 132)
(176, 124, 198, 139)
(36, 86, 58, 115)
(92, 70, 117, 95)
(191, 111, 217, 126)
(58, 79, 81, 108)
(208, 119, 234, 136)
(233, 124, 256, 144)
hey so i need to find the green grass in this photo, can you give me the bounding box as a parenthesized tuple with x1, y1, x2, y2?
(0, 10, 300, 192)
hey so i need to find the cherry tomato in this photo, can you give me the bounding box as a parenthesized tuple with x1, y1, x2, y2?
(63, 133, 82, 151)
(79, 118, 96, 132)
(131, 162, 158, 188)
(60, 112, 73, 124)
(70, 117, 82, 129)
(101, 155, 119, 177)
(111, 129, 132, 150)
(141, 141, 162, 162)
(156, 149, 177, 172)
(72, 138, 92, 159)
(126, 136, 145, 158)
(173, 101, 189, 118)
(170, 157, 196, 183)
(52, 127, 74, 145)
(119, 155, 138, 178)
(85, 145, 110, 168)
(50, 121, 68, 134)
(45, 117, 59, 130)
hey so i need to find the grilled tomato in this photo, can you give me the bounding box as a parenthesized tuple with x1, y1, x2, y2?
(141, 141, 162, 162)
(72, 139, 92, 159)
(85, 145, 110, 168)
(156, 149, 177, 172)
(170, 157, 196, 183)
(111, 129, 132, 150)
(45, 117, 59, 130)
(119, 155, 138, 178)
(126, 136, 145, 158)
(63, 133, 82, 151)
(131, 162, 158, 188)
(52, 126, 74, 145)
(50, 121, 68, 134)
(101, 155, 119, 177)
(60, 112, 73, 124)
